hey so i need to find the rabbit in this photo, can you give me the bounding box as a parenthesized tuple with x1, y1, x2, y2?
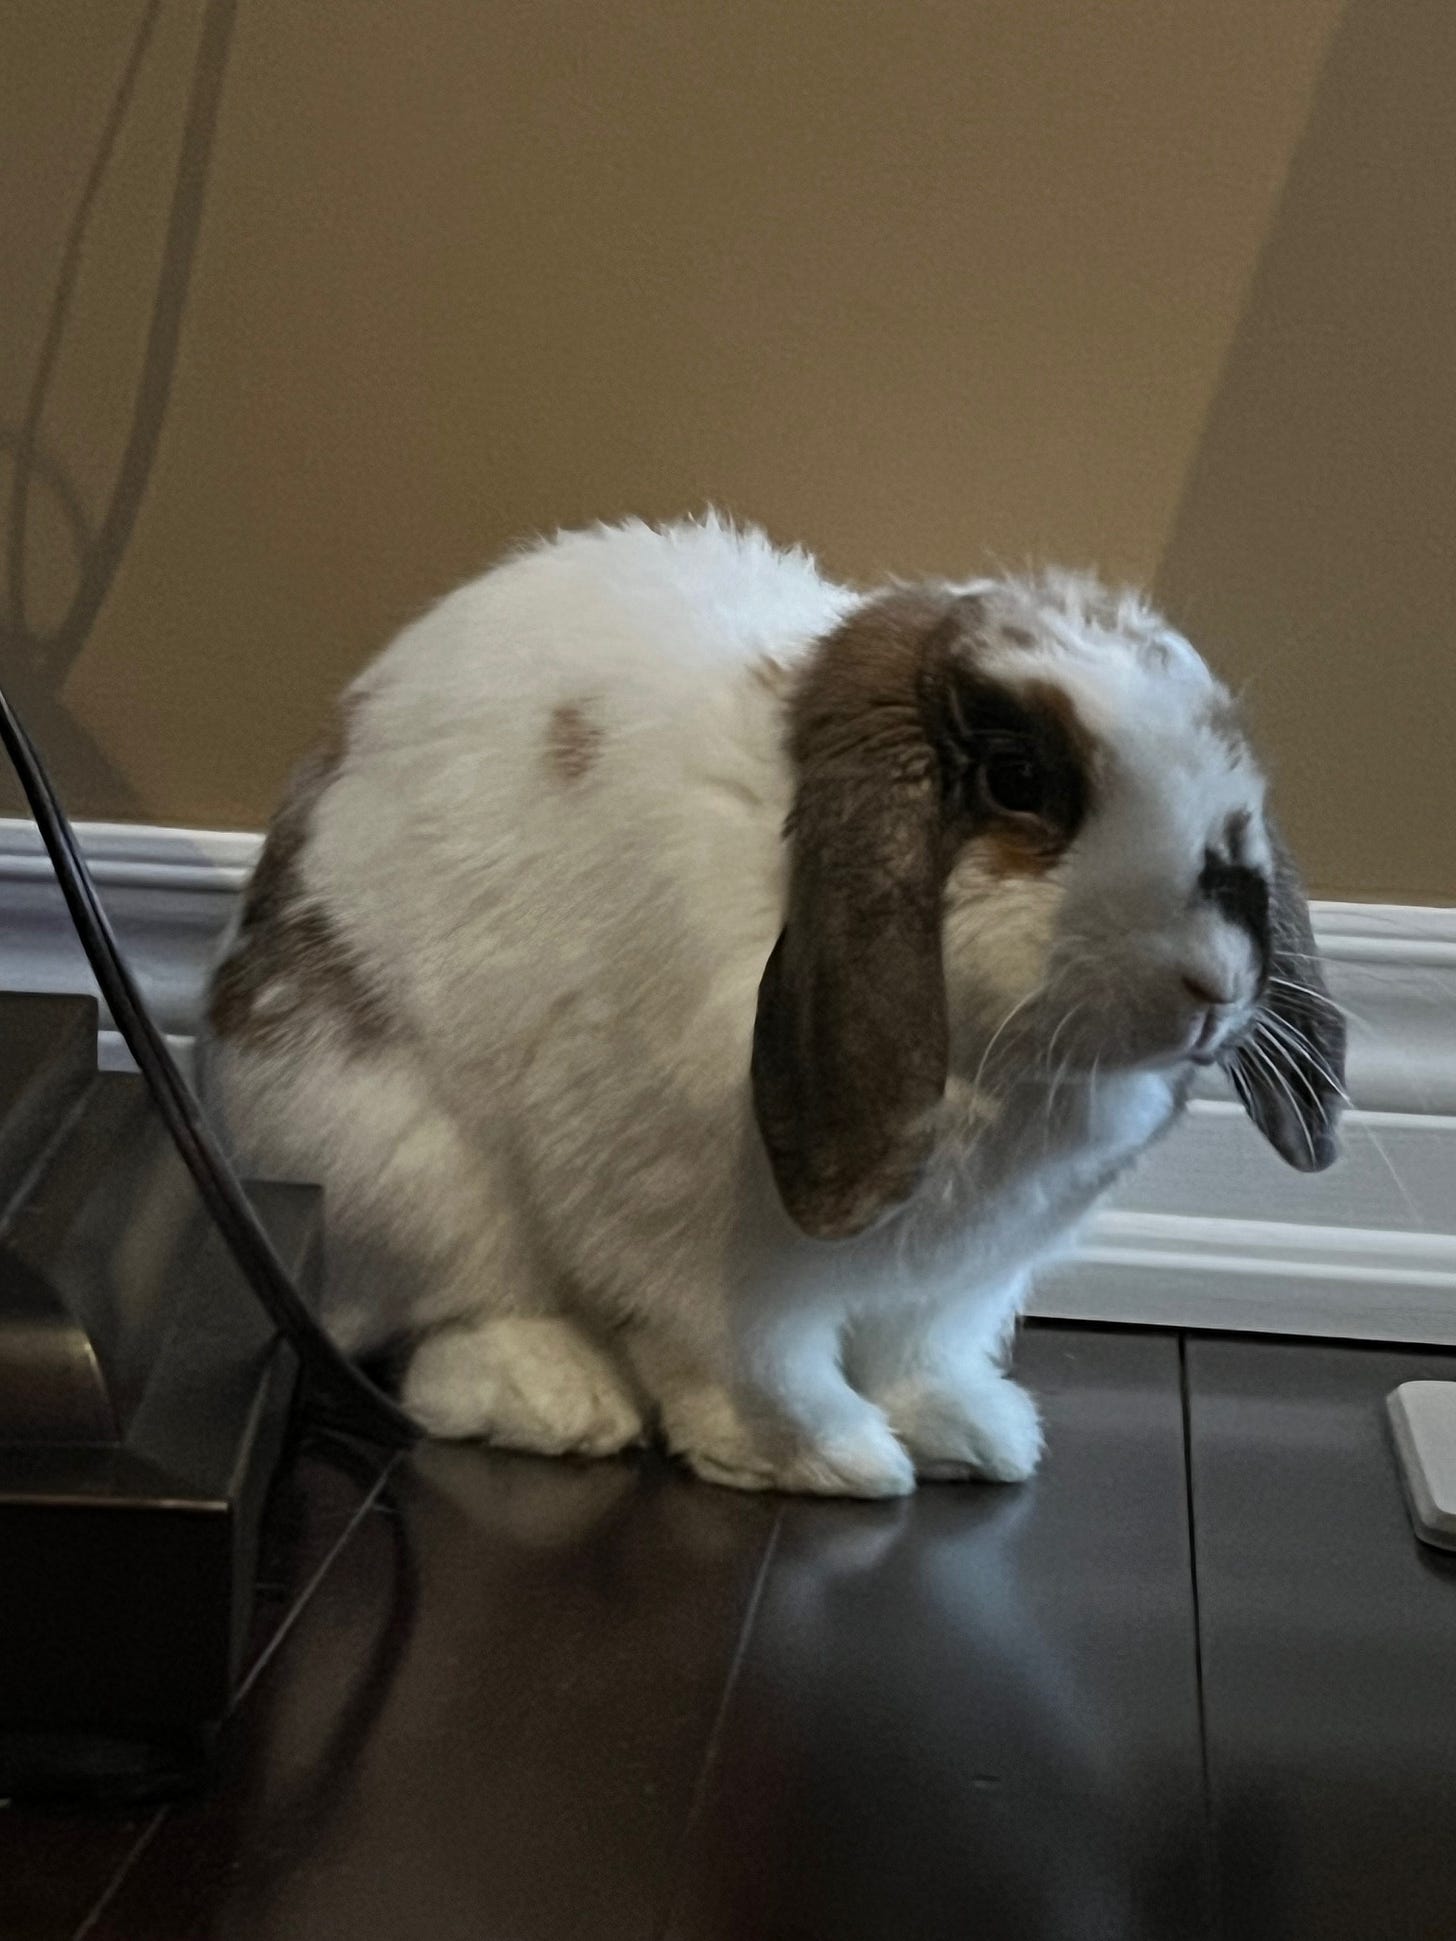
(197, 514, 1345, 1497)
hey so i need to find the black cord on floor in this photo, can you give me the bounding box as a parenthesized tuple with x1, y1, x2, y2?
(0, 679, 421, 1450)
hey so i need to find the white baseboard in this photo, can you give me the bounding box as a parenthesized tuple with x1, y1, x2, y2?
(1036, 1209, 1456, 1345)
(3, 818, 1454, 1344)
(0, 819, 255, 1047)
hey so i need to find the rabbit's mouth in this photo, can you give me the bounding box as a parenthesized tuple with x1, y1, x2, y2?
(1210, 1014, 1261, 1068)
(1182, 999, 1252, 1069)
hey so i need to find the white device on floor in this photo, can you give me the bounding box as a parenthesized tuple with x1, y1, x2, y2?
(1387, 1382, 1456, 1552)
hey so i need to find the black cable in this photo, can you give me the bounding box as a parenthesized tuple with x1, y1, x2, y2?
(0, 679, 421, 1449)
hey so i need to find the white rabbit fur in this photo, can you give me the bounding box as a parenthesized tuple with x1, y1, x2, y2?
(198, 515, 1342, 1496)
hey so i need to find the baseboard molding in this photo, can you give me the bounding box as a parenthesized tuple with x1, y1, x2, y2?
(3, 818, 1454, 1343)
(0, 820, 255, 1047)
(1033, 1202, 1456, 1346)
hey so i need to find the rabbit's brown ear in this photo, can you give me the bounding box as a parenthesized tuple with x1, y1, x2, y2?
(1230, 825, 1346, 1172)
(752, 591, 958, 1239)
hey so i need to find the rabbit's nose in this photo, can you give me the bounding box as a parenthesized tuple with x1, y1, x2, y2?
(1181, 970, 1236, 1010)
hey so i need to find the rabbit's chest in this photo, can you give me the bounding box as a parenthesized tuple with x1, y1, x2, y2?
(1060, 1068, 1182, 1168)
(911, 1070, 1182, 1283)
(1002, 1068, 1181, 1207)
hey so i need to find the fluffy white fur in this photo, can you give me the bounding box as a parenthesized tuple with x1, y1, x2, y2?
(200, 516, 1276, 1496)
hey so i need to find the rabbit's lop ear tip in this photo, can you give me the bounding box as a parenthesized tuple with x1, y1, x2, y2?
(1276, 1116, 1342, 1174)
(1305, 1121, 1342, 1173)
(1227, 821, 1346, 1175)
(1227, 1052, 1344, 1173)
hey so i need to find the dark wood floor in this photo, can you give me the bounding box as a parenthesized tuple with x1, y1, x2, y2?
(4, 1324, 1455, 1941)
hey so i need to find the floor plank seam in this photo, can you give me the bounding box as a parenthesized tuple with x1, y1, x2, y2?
(65, 1443, 400, 1938)
(655, 1506, 784, 1941)
(233, 1444, 401, 1710)
(1178, 1334, 1219, 1937)
(69, 1808, 167, 1941)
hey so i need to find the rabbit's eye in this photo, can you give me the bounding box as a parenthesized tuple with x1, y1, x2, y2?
(980, 748, 1048, 818)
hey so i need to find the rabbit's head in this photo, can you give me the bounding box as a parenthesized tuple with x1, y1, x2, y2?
(752, 574, 1344, 1238)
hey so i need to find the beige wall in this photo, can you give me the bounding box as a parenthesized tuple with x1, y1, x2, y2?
(2, 0, 1450, 900)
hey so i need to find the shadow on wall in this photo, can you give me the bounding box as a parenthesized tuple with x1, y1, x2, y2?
(1155, 0, 1456, 904)
(0, 0, 236, 819)
(1, 0, 1451, 905)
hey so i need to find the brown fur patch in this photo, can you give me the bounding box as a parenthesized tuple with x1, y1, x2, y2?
(1016, 676, 1099, 782)
(968, 677, 1096, 879)
(1201, 692, 1250, 767)
(1224, 806, 1252, 863)
(999, 623, 1036, 648)
(976, 826, 1062, 879)
(756, 590, 957, 1237)
(208, 694, 394, 1051)
(753, 584, 1105, 1237)
(785, 587, 949, 775)
(749, 655, 792, 698)
(545, 700, 603, 784)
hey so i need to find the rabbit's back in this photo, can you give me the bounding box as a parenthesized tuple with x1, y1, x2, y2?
(300, 517, 844, 1071)
(200, 519, 847, 1346)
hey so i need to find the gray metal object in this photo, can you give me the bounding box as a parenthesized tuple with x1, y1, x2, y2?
(1388, 1380, 1456, 1550)
(0, 991, 320, 1799)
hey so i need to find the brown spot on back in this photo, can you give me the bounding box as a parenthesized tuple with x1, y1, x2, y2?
(545, 700, 603, 785)
(999, 624, 1036, 648)
(208, 693, 395, 1052)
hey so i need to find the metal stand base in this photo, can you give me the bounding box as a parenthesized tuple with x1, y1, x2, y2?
(0, 994, 320, 1798)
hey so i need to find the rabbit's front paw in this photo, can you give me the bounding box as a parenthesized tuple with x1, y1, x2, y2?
(881, 1367, 1043, 1483)
(669, 1385, 915, 1498)
(779, 1414, 917, 1498)
(403, 1316, 646, 1456)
